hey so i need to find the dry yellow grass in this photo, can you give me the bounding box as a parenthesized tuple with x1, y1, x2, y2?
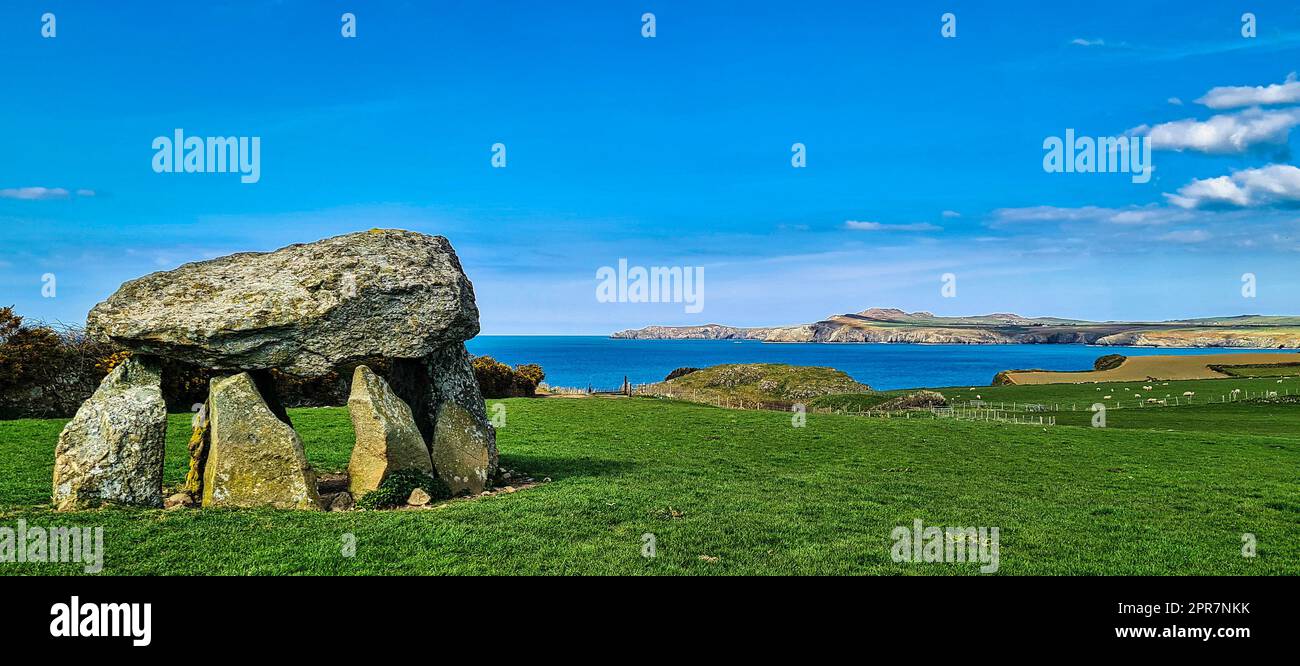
(1003, 352, 1300, 384)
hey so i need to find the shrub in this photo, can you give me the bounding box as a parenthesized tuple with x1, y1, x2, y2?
(471, 355, 546, 398)
(0, 307, 119, 418)
(472, 356, 516, 397)
(355, 469, 451, 509)
(1094, 354, 1127, 371)
(665, 367, 700, 381)
(513, 363, 545, 391)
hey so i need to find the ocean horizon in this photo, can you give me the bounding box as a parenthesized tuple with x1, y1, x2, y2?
(465, 336, 1283, 391)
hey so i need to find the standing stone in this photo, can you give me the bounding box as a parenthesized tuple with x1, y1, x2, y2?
(432, 402, 494, 495)
(202, 373, 322, 510)
(181, 399, 210, 497)
(52, 356, 167, 510)
(347, 365, 433, 498)
(388, 343, 498, 492)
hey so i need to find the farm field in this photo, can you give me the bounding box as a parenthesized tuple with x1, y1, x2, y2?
(1000, 352, 1300, 384)
(1, 392, 1296, 575)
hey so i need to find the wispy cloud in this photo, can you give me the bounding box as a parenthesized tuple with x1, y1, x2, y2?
(0, 187, 71, 200)
(1158, 229, 1211, 243)
(845, 220, 941, 232)
(990, 205, 1190, 227)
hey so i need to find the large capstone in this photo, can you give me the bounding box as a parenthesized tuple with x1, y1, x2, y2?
(85, 229, 481, 377)
(347, 364, 433, 498)
(202, 372, 322, 510)
(52, 356, 167, 510)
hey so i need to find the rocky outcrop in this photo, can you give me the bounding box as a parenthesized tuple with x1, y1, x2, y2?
(346, 365, 433, 498)
(85, 229, 481, 377)
(202, 373, 322, 510)
(52, 356, 167, 510)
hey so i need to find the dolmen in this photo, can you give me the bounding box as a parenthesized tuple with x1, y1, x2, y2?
(52, 229, 497, 511)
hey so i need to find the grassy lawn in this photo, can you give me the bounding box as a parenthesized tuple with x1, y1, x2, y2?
(2, 395, 1297, 575)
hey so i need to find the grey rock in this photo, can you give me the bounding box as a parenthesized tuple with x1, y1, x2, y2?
(387, 343, 498, 486)
(86, 230, 481, 376)
(52, 357, 167, 511)
(347, 365, 433, 497)
(328, 491, 355, 512)
(431, 401, 494, 496)
(202, 373, 322, 510)
(164, 492, 195, 510)
(406, 487, 432, 506)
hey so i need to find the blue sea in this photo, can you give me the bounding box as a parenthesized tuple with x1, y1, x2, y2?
(464, 337, 1282, 391)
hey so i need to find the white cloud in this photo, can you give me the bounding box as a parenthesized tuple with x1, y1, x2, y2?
(75, 189, 96, 197)
(1158, 229, 1211, 243)
(990, 205, 1188, 226)
(1167, 97, 1183, 106)
(1196, 72, 1300, 109)
(0, 186, 71, 200)
(1070, 38, 1105, 47)
(1166, 164, 1300, 209)
(845, 220, 941, 232)
(1130, 107, 1300, 154)
(941, 210, 962, 218)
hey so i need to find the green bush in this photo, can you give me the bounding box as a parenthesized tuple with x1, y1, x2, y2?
(471, 355, 545, 398)
(665, 367, 701, 381)
(355, 469, 451, 510)
(1094, 354, 1127, 371)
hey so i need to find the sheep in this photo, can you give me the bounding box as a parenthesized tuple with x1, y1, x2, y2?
(1146, 398, 1158, 404)
(1183, 391, 1195, 397)
(1103, 395, 1113, 399)
(1142, 385, 1153, 391)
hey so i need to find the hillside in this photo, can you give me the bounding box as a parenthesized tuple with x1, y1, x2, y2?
(612, 308, 1300, 348)
(635, 363, 871, 406)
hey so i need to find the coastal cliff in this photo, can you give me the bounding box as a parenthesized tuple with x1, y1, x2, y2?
(612, 308, 1300, 348)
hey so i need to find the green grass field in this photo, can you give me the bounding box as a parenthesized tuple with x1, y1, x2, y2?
(1214, 363, 1300, 378)
(2, 392, 1297, 575)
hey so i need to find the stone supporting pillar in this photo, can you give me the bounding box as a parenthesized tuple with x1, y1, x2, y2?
(52, 356, 168, 510)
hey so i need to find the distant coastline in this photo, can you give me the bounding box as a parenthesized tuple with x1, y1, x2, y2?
(611, 308, 1300, 349)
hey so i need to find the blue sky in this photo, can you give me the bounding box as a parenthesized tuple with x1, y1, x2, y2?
(3, 1, 1300, 334)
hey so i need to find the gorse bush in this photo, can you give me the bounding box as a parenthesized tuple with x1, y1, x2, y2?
(471, 355, 545, 398)
(664, 367, 701, 381)
(0, 307, 119, 418)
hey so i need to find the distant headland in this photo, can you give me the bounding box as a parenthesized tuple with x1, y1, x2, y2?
(611, 308, 1300, 349)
